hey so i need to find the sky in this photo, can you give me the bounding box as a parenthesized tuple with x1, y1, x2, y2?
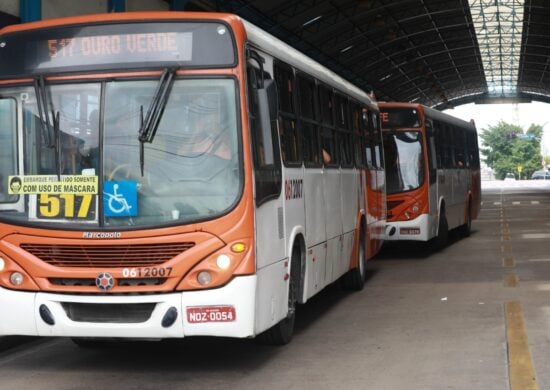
(444, 101, 550, 156)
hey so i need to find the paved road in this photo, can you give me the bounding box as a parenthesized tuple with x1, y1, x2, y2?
(0, 184, 549, 390)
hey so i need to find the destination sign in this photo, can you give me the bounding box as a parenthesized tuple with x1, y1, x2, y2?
(47, 32, 191, 62)
(380, 108, 421, 129)
(0, 22, 236, 77)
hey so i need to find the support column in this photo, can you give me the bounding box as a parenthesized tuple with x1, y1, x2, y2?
(20, 0, 42, 22)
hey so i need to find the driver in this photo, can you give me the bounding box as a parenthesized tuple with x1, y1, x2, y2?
(178, 94, 231, 160)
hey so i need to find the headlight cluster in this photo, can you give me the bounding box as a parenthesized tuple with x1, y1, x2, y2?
(0, 252, 39, 290)
(399, 200, 424, 221)
(176, 241, 250, 290)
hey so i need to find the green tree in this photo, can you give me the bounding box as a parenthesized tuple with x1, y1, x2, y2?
(480, 121, 543, 179)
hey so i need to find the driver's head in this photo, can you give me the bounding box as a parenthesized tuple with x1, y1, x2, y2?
(184, 94, 220, 141)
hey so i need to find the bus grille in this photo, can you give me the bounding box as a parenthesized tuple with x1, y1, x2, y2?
(61, 302, 156, 323)
(20, 242, 195, 268)
(49, 278, 167, 287)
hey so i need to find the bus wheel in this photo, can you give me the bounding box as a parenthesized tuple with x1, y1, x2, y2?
(460, 202, 472, 237)
(342, 228, 366, 291)
(256, 246, 300, 345)
(434, 210, 448, 250)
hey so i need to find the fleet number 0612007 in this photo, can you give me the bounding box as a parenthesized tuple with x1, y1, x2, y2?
(122, 267, 173, 278)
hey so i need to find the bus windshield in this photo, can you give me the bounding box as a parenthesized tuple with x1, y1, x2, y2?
(0, 78, 241, 229)
(383, 131, 425, 194)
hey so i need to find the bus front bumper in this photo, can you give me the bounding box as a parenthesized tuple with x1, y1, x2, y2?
(0, 275, 256, 339)
(383, 214, 434, 241)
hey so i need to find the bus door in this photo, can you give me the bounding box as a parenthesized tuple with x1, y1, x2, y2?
(246, 59, 286, 270)
(367, 110, 385, 254)
(0, 95, 22, 212)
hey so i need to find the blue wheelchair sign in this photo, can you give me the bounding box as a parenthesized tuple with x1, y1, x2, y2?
(103, 181, 137, 217)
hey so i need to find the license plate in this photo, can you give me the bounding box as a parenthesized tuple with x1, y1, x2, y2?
(186, 306, 236, 323)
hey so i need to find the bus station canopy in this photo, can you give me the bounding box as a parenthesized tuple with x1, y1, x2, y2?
(184, 0, 550, 110)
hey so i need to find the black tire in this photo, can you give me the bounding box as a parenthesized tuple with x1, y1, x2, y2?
(256, 246, 300, 345)
(433, 209, 448, 250)
(460, 202, 472, 237)
(342, 228, 367, 291)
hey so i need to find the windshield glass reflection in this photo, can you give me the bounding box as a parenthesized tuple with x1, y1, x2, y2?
(383, 131, 425, 194)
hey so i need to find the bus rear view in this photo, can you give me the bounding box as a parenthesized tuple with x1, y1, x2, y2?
(379, 103, 481, 248)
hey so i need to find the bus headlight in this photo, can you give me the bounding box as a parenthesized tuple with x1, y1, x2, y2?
(216, 254, 231, 270)
(0, 252, 39, 290)
(10, 272, 24, 286)
(197, 271, 212, 286)
(176, 240, 252, 291)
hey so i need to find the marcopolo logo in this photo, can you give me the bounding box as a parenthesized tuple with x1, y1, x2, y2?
(83, 232, 122, 239)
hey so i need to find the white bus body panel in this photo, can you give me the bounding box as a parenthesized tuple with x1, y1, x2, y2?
(436, 169, 468, 231)
(0, 276, 257, 338)
(383, 213, 434, 241)
(304, 167, 327, 246)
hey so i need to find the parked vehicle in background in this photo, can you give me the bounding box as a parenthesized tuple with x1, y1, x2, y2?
(379, 102, 481, 249)
(504, 173, 516, 181)
(531, 170, 550, 180)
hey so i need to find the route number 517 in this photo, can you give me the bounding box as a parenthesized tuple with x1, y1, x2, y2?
(38, 194, 95, 219)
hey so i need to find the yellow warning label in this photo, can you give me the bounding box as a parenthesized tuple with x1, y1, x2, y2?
(8, 175, 98, 195)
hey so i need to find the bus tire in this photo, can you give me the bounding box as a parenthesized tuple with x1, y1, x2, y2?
(256, 246, 300, 345)
(434, 209, 448, 250)
(460, 201, 472, 237)
(342, 227, 367, 291)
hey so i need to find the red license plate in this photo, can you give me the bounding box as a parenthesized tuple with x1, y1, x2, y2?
(186, 306, 236, 323)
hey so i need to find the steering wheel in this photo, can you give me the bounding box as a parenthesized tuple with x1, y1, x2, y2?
(107, 163, 154, 196)
(108, 163, 134, 181)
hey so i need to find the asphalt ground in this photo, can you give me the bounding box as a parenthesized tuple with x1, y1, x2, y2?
(0, 180, 549, 390)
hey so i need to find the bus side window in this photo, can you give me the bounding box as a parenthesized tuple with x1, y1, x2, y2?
(351, 102, 364, 167)
(247, 63, 282, 206)
(467, 131, 480, 169)
(335, 93, 353, 168)
(318, 84, 337, 166)
(297, 73, 321, 167)
(425, 119, 437, 184)
(453, 126, 466, 168)
(371, 111, 383, 169)
(363, 108, 374, 168)
(274, 62, 300, 166)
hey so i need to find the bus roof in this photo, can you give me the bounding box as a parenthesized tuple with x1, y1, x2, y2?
(0, 11, 377, 109)
(242, 19, 376, 108)
(378, 101, 476, 132)
(0, 11, 241, 34)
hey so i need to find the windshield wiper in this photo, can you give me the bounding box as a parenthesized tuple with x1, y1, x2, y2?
(138, 68, 176, 176)
(34, 76, 61, 180)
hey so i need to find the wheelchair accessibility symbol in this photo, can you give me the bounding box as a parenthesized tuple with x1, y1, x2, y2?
(103, 181, 137, 217)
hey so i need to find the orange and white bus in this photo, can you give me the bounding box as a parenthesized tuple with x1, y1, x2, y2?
(0, 12, 385, 345)
(379, 102, 480, 247)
